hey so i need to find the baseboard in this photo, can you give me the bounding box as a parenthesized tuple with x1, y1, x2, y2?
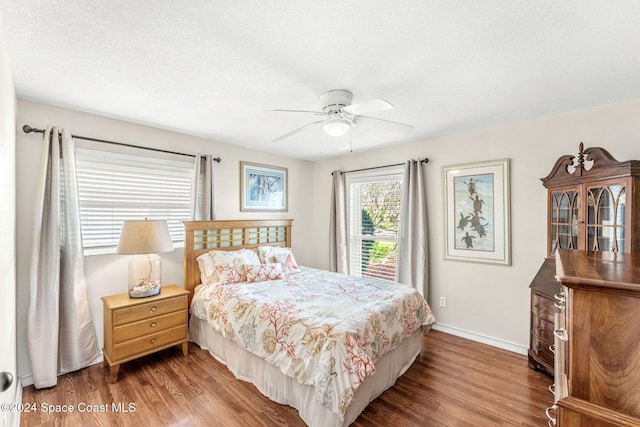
(18, 374, 32, 388)
(432, 323, 528, 355)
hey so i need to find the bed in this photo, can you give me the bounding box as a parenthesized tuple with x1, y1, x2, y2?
(183, 219, 436, 426)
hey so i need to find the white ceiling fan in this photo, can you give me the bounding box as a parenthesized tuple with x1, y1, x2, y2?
(271, 89, 414, 142)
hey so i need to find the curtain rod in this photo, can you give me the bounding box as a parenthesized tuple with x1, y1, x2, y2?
(22, 124, 221, 163)
(331, 158, 429, 175)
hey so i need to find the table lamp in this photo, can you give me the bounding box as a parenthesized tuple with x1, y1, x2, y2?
(117, 219, 174, 298)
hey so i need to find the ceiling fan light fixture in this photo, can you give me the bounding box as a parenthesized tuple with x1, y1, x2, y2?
(322, 118, 351, 137)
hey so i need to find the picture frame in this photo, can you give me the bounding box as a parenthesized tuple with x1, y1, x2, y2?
(240, 161, 288, 212)
(443, 158, 511, 265)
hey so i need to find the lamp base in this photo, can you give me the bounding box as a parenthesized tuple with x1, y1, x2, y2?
(128, 254, 162, 298)
(129, 283, 161, 298)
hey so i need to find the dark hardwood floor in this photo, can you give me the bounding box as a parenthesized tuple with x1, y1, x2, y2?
(20, 330, 552, 426)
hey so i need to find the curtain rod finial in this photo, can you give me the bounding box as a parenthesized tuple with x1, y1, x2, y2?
(22, 124, 34, 133)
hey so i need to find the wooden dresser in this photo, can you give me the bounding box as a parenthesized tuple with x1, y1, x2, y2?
(548, 250, 640, 426)
(528, 258, 560, 376)
(102, 284, 189, 383)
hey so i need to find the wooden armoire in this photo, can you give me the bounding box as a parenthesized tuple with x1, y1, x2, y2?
(528, 143, 640, 426)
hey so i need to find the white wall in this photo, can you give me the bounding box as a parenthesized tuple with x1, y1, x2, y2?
(14, 96, 640, 382)
(0, 9, 18, 423)
(312, 99, 640, 351)
(15, 100, 315, 382)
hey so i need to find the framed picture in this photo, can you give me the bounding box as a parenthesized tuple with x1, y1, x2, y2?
(443, 159, 511, 265)
(240, 161, 288, 212)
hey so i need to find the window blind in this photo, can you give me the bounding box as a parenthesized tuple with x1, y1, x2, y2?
(346, 169, 403, 282)
(75, 147, 194, 254)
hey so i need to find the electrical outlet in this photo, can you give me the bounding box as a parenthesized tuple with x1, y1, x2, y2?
(439, 297, 447, 307)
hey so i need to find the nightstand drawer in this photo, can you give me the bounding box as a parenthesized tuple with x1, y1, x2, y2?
(113, 310, 187, 343)
(113, 325, 187, 361)
(113, 295, 187, 326)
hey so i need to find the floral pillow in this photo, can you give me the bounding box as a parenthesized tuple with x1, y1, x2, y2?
(215, 264, 246, 284)
(196, 248, 260, 284)
(245, 263, 284, 283)
(257, 246, 301, 275)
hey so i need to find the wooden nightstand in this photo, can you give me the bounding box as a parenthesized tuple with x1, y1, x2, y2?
(102, 284, 189, 383)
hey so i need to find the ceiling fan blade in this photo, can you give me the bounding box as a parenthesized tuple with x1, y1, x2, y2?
(356, 116, 414, 135)
(343, 98, 393, 116)
(272, 120, 323, 142)
(270, 109, 323, 115)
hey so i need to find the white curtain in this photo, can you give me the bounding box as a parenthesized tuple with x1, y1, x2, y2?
(192, 153, 215, 220)
(28, 126, 101, 389)
(329, 170, 348, 273)
(397, 159, 429, 298)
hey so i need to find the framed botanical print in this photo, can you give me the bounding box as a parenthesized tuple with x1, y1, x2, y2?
(443, 159, 511, 265)
(240, 161, 288, 212)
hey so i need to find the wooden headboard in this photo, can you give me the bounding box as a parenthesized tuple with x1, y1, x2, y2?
(183, 219, 293, 303)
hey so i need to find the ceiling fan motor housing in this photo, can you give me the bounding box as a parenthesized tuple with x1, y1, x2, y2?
(321, 90, 353, 114)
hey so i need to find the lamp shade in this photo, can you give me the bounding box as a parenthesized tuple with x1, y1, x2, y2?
(322, 118, 351, 137)
(117, 220, 174, 255)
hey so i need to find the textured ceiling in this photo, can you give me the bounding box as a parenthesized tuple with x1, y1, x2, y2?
(2, 1, 640, 160)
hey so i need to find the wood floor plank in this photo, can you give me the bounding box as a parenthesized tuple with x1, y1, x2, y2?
(21, 330, 552, 426)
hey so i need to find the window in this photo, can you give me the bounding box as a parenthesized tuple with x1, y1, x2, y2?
(75, 145, 194, 255)
(346, 168, 403, 281)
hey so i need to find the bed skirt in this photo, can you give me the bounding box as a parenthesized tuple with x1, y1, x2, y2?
(189, 316, 422, 427)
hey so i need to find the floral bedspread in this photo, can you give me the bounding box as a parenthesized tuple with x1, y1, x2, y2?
(191, 267, 436, 418)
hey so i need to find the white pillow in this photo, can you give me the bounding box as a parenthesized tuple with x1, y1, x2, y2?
(257, 246, 301, 274)
(196, 252, 217, 285)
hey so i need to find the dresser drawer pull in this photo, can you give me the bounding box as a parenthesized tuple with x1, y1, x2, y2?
(549, 344, 555, 354)
(554, 301, 565, 310)
(554, 293, 565, 302)
(150, 306, 157, 313)
(150, 338, 157, 345)
(546, 405, 557, 425)
(553, 328, 568, 341)
(548, 384, 555, 394)
(150, 322, 157, 328)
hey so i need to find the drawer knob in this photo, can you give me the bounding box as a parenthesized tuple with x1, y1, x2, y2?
(150, 339, 157, 345)
(549, 344, 555, 354)
(150, 322, 157, 328)
(150, 306, 157, 313)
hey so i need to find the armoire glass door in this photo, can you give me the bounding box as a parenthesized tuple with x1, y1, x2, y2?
(550, 189, 579, 254)
(586, 184, 626, 252)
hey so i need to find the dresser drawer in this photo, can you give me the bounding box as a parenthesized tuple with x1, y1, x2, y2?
(531, 334, 555, 367)
(532, 316, 555, 343)
(113, 325, 187, 361)
(113, 295, 187, 326)
(532, 293, 556, 323)
(113, 310, 187, 343)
